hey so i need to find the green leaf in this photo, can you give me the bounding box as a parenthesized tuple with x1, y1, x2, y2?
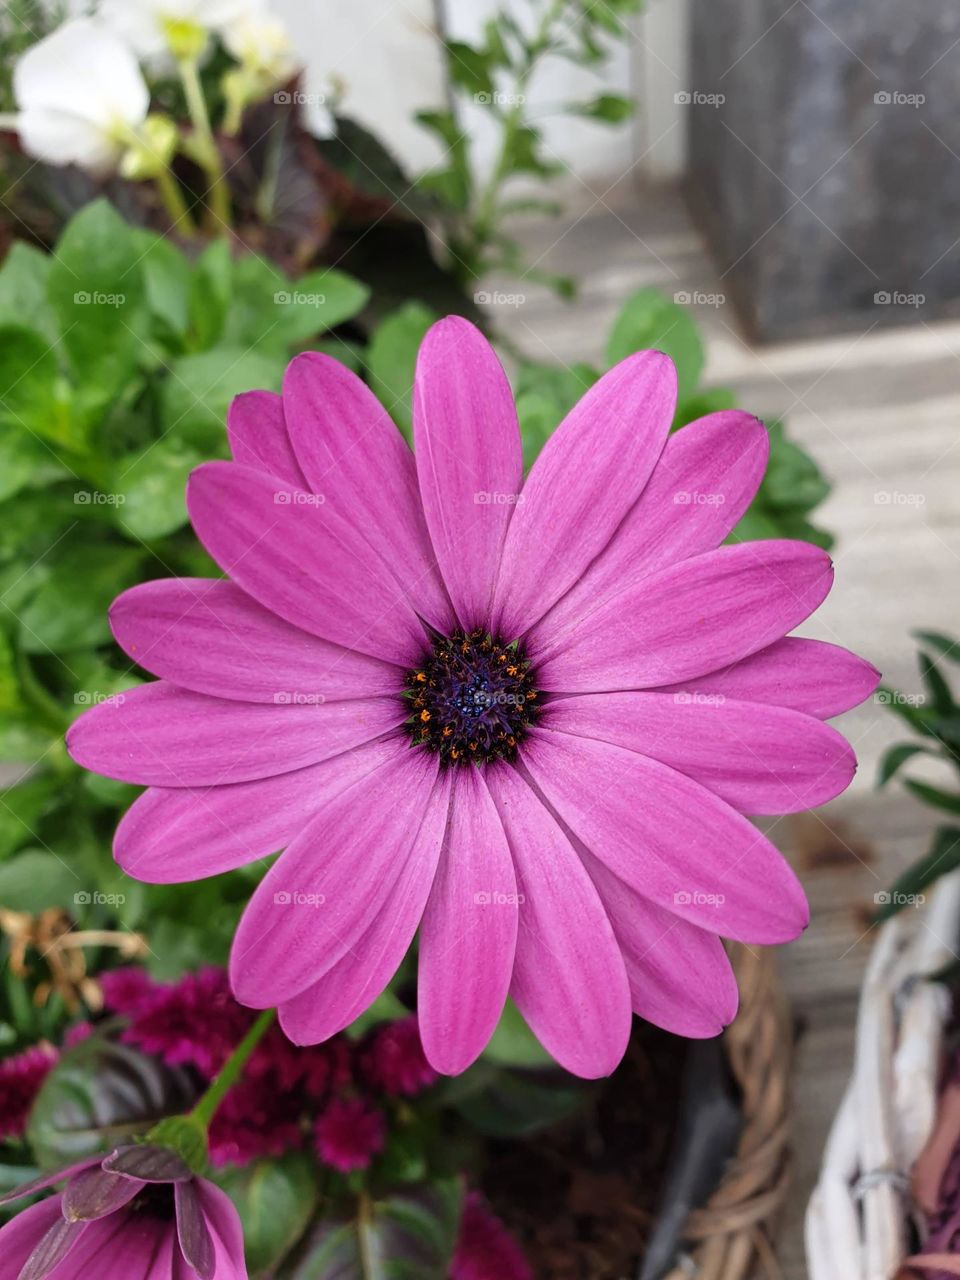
(221, 256, 369, 352)
(502, 124, 562, 179)
(134, 230, 193, 347)
(27, 1032, 198, 1169)
(0, 777, 57, 860)
(0, 421, 67, 501)
(0, 629, 20, 714)
(162, 348, 286, 452)
(291, 1181, 463, 1280)
(904, 779, 960, 816)
(112, 438, 205, 540)
(913, 631, 960, 665)
(877, 742, 935, 787)
(918, 650, 954, 715)
(876, 686, 937, 735)
(445, 39, 495, 99)
(0, 720, 58, 766)
(415, 111, 472, 212)
(0, 849, 80, 913)
(0, 325, 73, 449)
(482, 998, 554, 1068)
(453, 1067, 587, 1138)
(569, 92, 634, 123)
(0, 242, 57, 342)
(762, 421, 830, 514)
(606, 288, 704, 403)
(673, 386, 738, 429)
(873, 827, 960, 921)
(188, 239, 233, 351)
(46, 200, 147, 417)
(366, 302, 437, 435)
(18, 543, 145, 654)
(217, 1154, 320, 1278)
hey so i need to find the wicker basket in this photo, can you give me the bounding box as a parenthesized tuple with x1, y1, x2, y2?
(805, 870, 960, 1279)
(661, 943, 794, 1280)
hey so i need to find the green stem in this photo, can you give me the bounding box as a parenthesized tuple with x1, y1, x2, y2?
(15, 649, 71, 735)
(178, 56, 232, 231)
(471, 0, 565, 250)
(189, 1008, 275, 1128)
(154, 165, 195, 235)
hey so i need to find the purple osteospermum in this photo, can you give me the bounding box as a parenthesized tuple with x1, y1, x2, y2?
(0, 1146, 246, 1279)
(67, 317, 879, 1079)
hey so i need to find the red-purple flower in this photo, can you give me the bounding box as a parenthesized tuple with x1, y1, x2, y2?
(67, 318, 879, 1078)
(0, 1145, 246, 1278)
(361, 1017, 436, 1097)
(450, 1192, 531, 1280)
(313, 1097, 385, 1173)
(0, 1045, 57, 1140)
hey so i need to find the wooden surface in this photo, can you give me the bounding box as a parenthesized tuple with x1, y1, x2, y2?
(495, 180, 960, 1278)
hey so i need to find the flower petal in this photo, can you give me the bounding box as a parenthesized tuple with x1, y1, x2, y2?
(18, 1217, 85, 1280)
(417, 767, 517, 1074)
(279, 772, 452, 1044)
(413, 317, 523, 628)
(227, 390, 306, 489)
(544, 690, 856, 814)
(485, 763, 632, 1078)
(174, 1182, 214, 1280)
(534, 410, 768, 642)
(115, 738, 401, 883)
(522, 728, 808, 944)
(491, 351, 676, 639)
(0, 1198, 69, 1280)
(186, 461, 426, 664)
(62, 1168, 140, 1222)
(652, 636, 881, 720)
(110, 578, 402, 704)
(230, 748, 439, 1007)
(66, 682, 403, 787)
(581, 851, 739, 1037)
(193, 1182, 248, 1280)
(284, 353, 454, 632)
(535, 540, 834, 692)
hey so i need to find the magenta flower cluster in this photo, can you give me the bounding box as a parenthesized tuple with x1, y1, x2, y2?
(101, 966, 435, 1172)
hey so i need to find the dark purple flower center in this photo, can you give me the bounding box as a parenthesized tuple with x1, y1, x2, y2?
(404, 629, 540, 766)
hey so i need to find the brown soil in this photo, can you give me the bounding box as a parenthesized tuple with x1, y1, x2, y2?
(482, 1023, 688, 1279)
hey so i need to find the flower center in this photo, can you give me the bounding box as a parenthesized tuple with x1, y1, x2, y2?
(404, 629, 540, 766)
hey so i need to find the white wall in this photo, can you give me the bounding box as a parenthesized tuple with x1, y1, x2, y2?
(274, 0, 690, 183)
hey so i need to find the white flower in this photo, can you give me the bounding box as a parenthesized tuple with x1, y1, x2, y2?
(14, 19, 149, 173)
(97, 0, 259, 66)
(222, 10, 298, 87)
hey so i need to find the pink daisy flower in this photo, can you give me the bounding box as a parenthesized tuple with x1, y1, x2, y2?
(67, 318, 878, 1079)
(361, 1016, 437, 1097)
(0, 1044, 57, 1140)
(0, 1145, 246, 1278)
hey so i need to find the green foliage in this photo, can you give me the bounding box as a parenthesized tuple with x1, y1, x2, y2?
(419, 0, 644, 289)
(875, 633, 960, 922)
(0, 201, 369, 1042)
(218, 1154, 322, 1278)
